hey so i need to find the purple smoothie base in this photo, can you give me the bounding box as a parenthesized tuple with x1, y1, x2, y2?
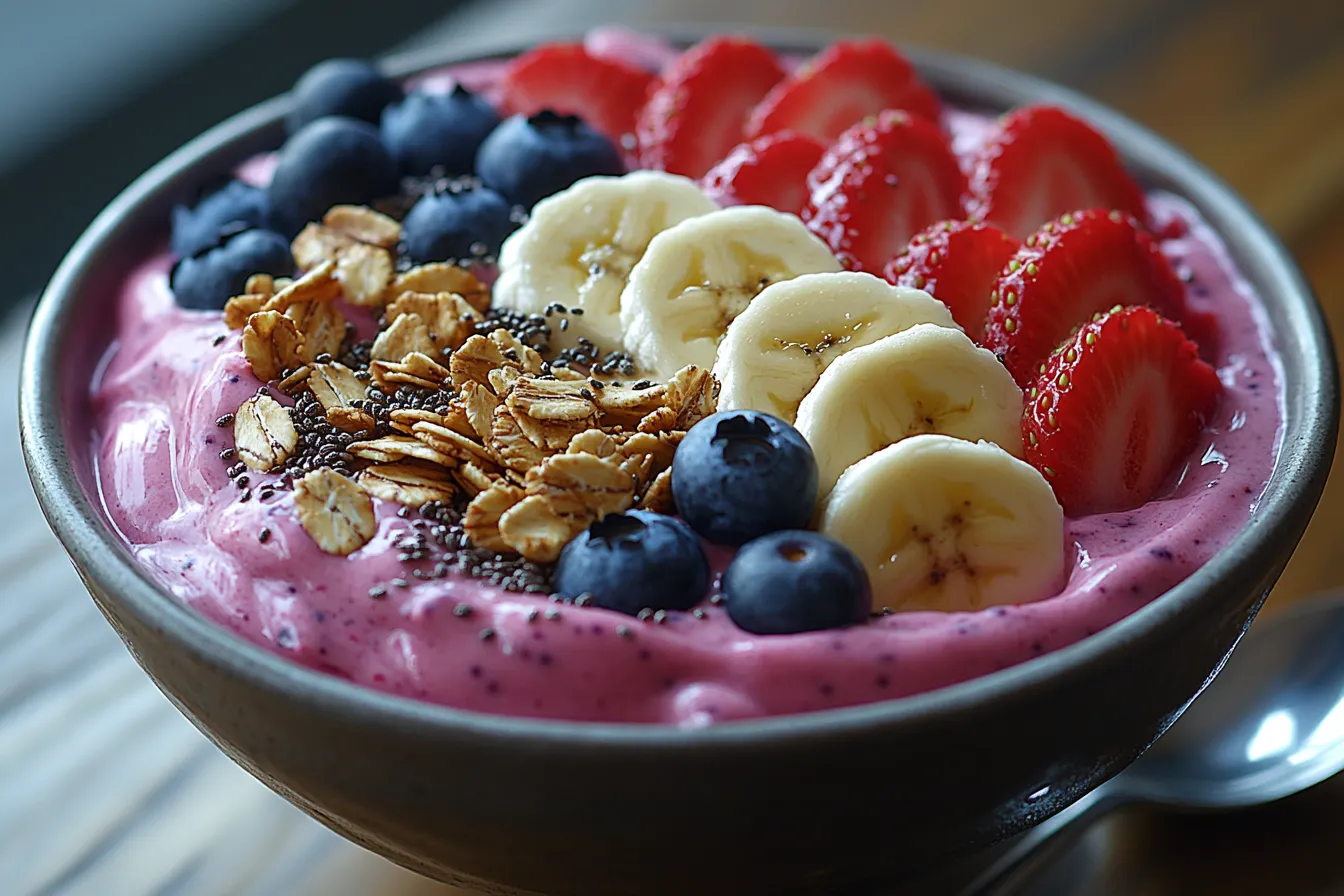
(89, 38, 1283, 727)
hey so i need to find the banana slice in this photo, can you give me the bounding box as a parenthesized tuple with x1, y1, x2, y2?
(820, 435, 1065, 613)
(796, 323, 1025, 498)
(619, 206, 842, 378)
(712, 272, 958, 422)
(493, 171, 719, 353)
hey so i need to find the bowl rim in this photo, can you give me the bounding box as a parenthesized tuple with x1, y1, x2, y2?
(20, 26, 1339, 749)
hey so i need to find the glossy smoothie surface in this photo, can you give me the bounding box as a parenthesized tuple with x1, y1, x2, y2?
(90, 44, 1283, 726)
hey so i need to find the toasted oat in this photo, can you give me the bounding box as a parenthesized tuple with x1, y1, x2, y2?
(636, 406, 678, 434)
(242, 310, 307, 382)
(595, 382, 667, 425)
(245, 273, 276, 297)
(284, 300, 346, 362)
(450, 334, 505, 391)
(525, 453, 634, 519)
(567, 429, 619, 458)
(487, 366, 523, 399)
(666, 365, 718, 429)
(551, 366, 588, 382)
(391, 263, 491, 313)
(454, 461, 498, 497)
(324, 205, 401, 249)
(327, 406, 376, 433)
(614, 431, 662, 486)
(499, 495, 583, 563)
(387, 291, 481, 352)
(463, 481, 525, 552)
(291, 224, 355, 270)
(224, 293, 267, 330)
(277, 365, 312, 393)
(388, 407, 443, 434)
(412, 420, 496, 466)
(347, 435, 459, 467)
(336, 242, 394, 306)
(489, 329, 545, 375)
(261, 260, 342, 313)
(357, 462, 456, 507)
(461, 381, 499, 442)
(308, 362, 366, 410)
(638, 467, 675, 514)
(370, 313, 435, 364)
(295, 468, 377, 556)
(507, 377, 598, 423)
(233, 393, 298, 472)
(371, 351, 452, 394)
(489, 402, 547, 472)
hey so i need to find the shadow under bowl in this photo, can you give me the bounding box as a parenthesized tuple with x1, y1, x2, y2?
(18, 28, 1339, 896)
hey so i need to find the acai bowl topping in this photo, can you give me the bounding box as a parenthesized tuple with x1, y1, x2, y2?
(91, 30, 1279, 725)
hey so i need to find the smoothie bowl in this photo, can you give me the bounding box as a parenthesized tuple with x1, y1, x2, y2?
(20, 26, 1337, 896)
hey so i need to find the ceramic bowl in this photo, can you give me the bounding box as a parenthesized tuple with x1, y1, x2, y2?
(20, 30, 1338, 896)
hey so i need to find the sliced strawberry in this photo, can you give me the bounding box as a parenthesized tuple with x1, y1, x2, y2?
(983, 209, 1206, 385)
(744, 39, 942, 143)
(883, 220, 1020, 341)
(499, 43, 656, 144)
(636, 37, 786, 178)
(801, 111, 965, 273)
(1023, 306, 1221, 515)
(701, 131, 827, 216)
(967, 105, 1149, 239)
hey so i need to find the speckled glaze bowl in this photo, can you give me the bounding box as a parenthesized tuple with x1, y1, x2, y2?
(20, 29, 1339, 896)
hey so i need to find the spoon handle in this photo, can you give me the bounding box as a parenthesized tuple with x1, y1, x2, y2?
(958, 786, 1123, 896)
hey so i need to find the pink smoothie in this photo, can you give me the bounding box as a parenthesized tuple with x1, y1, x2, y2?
(89, 39, 1283, 727)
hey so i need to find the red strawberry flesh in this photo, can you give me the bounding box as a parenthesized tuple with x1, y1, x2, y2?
(499, 43, 655, 144)
(636, 36, 785, 178)
(1023, 306, 1222, 515)
(884, 220, 1020, 341)
(967, 105, 1149, 239)
(983, 209, 1201, 385)
(802, 110, 965, 273)
(745, 39, 942, 143)
(701, 130, 826, 216)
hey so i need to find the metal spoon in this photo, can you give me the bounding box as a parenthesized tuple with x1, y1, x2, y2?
(961, 592, 1344, 896)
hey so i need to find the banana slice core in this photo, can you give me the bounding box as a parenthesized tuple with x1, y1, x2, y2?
(619, 206, 842, 378)
(712, 272, 957, 423)
(820, 434, 1065, 613)
(493, 171, 719, 353)
(797, 324, 1025, 497)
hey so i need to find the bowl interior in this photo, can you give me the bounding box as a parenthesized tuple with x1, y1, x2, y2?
(20, 31, 1339, 747)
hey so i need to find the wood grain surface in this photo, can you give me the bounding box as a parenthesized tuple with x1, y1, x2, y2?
(4, 0, 1342, 893)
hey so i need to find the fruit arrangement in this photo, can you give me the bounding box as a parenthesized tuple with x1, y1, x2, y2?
(169, 34, 1224, 635)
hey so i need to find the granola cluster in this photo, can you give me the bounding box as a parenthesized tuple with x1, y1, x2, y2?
(222, 205, 717, 564)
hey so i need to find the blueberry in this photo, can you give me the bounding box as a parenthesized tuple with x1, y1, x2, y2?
(381, 86, 501, 177)
(724, 531, 871, 635)
(170, 229, 293, 310)
(553, 511, 709, 616)
(171, 180, 269, 258)
(401, 185, 514, 264)
(267, 117, 397, 236)
(672, 411, 819, 545)
(286, 59, 403, 135)
(476, 111, 623, 208)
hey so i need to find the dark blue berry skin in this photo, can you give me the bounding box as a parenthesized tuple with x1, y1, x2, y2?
(171, 180, 269, 258)
(170, 230, 293, 311)
(553, 511, 709, 616)
(671, 411, 820, 546)
(267, 117, 398, 236)
(475, 111, 623, 208)
(286, 59, 403, 136)
(381, 86, 501, 177)
(401, 186, 514, 264)
(724, 531, 871, 635)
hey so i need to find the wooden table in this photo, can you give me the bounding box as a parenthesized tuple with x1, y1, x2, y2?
(5, 0, 1342, 893)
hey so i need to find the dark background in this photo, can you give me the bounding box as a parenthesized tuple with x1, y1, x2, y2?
(0, 0, 465, 305)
